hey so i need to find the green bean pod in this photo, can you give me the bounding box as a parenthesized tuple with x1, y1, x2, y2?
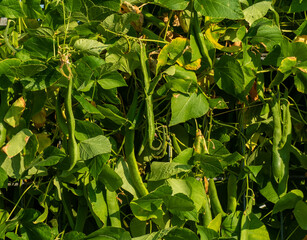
(208, 178, 226, 217)
(270, 93, 283, 183)
(106, 189, 121, 227)
(140, 42, 157, 151)
(55, 91, 68, 137)
(125, 90, 148, 198)
(277, 100, 291, 196)
(227, 173, 237, 213)
(192, 11, 212, 68)
(65, 77, 78, 171)
(171, 133, 181, 154)
(202, 190, 212, 227)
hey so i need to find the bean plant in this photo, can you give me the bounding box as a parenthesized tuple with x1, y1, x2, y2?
(0, 0, 306, 239)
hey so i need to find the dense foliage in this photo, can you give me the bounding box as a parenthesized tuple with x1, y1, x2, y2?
(0, 0, 307, 239)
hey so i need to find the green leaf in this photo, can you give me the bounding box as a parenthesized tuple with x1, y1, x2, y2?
(289, 0, 307, 13)
(85, 227, 131, 240)
(194, 0, 244, 19)
(21, 222, 54, 240)
(240, 212, 270, 240)
(73, 92, 104, 117)
(197, 225, 219, 240)
(2, 129, 33, 158)
(0, 167, 8, 188)
(148, 162, 191, 181)
(208, 213, 222, 232)
(197, 154, 224, 178)
(86, 180, 108, 225)
(221, 211, 242, 237)
(172, 148, 194, 164)
(247, 18, 283, 51)
(75, 120, 104, 142)
(295, 20, 307, 36)
(215, 55, 250, 102)
(64, 231, 86, 240)
(243, 1, 272, 26)
(97, 71, 127, 89)
(130, 217, 146, 238)
(101, 12, 139, 36)
(38, 146, 66, 167)
(153, 0, 189, 10)
(23, 37, 54, 59)
(131, 185, 172, 221)
(115, 158, 138, 197)
(74, 39, 108, 56)
(170, 92, 209, 126)
(293, 200, 307, 230)
(23, 0, 44, 19)
(259, 180, 279, 204)
(86, 154, 109, 179)
(79, 135, 111, 160)
(294, 65, 307, 94)
(0, 0, 25, 18)
(273, 190, 304, 214)
(99, 164, 123, 191)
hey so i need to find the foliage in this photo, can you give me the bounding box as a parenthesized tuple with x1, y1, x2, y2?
(0, 0, 306, 239)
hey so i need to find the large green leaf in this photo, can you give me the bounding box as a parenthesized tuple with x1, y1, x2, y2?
(215, 55, 250, 102)
(0, 0, 25, 18)
(86, 154, 109, 179)
(289, 0, 307, 13)
(243, 1, 272, 26)
(85, 227, 131, 240)
(74, 39, 108, 56)
(153, 0, 189, 10)
(194, 0, 244, 19)
(0, 167, 8, 188)
(293, 200, 307, 230)
(197, 154, 224, 178)
(170, 92, 209, 126)
(99, 164, 123, 191)
(148, 162, 191, 181)
(75, 119, 104, 142)
(272, 189, 304, 214)
(4, 97, 26, 128)
(240, 212, 270, 240)
(79, 135, 111, 160)
(247, 18, 283, 51)
(86, 180, 108, 225)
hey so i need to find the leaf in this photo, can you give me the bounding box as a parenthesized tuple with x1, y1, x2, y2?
(86, 154, 109, 179)
(4, 97, 26, 128)
(157, 38, 188, 72)
(289, 0, 307, 13)
(99, 164, 123, 191)
(272, 189, 304, 214)
(39, 146, 66, 167)
(197, 225, 219, 240)
(130, 185, 169, 221)
(21, 222, 54, 240)
(86, 180, 108, 225)
(240, 212, 270, 240)
(74, 39, 108, 56)
(243, 1, 272, 26)
(73, 93, 104, 117)
(115, 158, 138, 197)
(23, 37, 54, 59)
(148, 162, 191, 181)
(197, 154, 224, 178)
(153, 0, 189, 10)
(170, 92, 209, 126)
(215, 55, 250, 102)
(259, 180, 279, 204)
(172, 148, 194, 164)
(2, 129, 33, 158)
(79, 135, 111, 160)
(208, 213, 222, 232)
(75, 119, 104, 142)
(0, 0, 25, 18)
(194, 0, 244, 19)
(221, 211, 242, 237)
(97, 71, 127, 89)
(293, 200, 307, 230)
(85, 227, 131, 240)
(0, 167, 8, 188)
(132, 227, 198, 240)
(247, 18, 283, 51)
(294, 66, 307, 94)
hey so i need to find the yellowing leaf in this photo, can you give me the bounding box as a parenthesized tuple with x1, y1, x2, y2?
(4, 97, 26, 128)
